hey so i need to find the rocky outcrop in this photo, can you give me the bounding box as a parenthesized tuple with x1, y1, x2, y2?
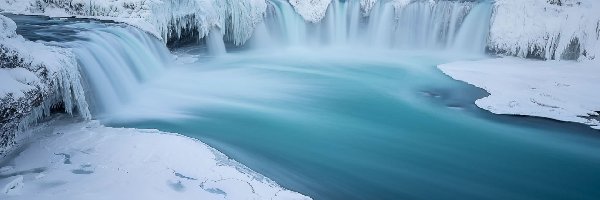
(0, 14, 90, 155)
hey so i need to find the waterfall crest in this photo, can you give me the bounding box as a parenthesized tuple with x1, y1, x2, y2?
(61, 26, 172, 115)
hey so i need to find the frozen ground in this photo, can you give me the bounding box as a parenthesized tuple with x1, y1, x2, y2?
(0, 117, 311, 200)
(439, 58, 600, 130)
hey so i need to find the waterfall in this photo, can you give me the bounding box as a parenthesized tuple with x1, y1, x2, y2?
(62, 26, 172, 115)
(254, 0, 492, 54)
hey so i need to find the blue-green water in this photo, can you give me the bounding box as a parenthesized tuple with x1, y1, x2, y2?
(110, 49, 600, 200)
(8, 13, 600, 200)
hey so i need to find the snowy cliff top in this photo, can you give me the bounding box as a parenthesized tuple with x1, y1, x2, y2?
(0, 118, 311, 199)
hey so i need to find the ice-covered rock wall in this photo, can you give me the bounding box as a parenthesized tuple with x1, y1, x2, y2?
(488, 0, 599, 61)
(0, 0, 268, 46)
(288, 0, 600, 61)
(0, 14, 90, 155)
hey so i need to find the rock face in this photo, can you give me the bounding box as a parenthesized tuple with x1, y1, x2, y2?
(0, 14, 90, 155)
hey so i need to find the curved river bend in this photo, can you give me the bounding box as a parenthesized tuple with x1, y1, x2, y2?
(7, 1, 600, 199)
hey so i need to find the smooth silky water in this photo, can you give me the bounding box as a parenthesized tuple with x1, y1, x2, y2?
(6, 0, 600, 199)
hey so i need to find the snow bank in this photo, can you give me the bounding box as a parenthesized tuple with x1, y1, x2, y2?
(0, 14, 90, 154)
(0, 0, 268, 45)
(489, 0, 600, 61)
(439, 57, 600, 129)
(0, 118, 311, 199)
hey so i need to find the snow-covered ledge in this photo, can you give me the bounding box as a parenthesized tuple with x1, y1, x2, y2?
(438, 58, 600, 130)
(0, 117, 311, 199)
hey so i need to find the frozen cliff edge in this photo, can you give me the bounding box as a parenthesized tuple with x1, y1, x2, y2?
(438, 58, 600, 130)
(0, 14, 90, 155)
(0, 117, 311, 199)
(489, 0, 600, 61)
(0, 0, 267, 45)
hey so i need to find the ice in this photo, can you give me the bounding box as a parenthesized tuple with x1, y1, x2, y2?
(489, 0, 600, 60)
(0, 0, 268, 45)
(1, 14, 90, 153)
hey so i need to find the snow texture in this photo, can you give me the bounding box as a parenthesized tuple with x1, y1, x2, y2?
(0, 14, 90, 154)
(439, 57, 600, 129)
(360, 0, 378, 16)
(0, 0, 268, 45)
(288, 0, 384, 22)
(288, 0, 332, 23)
(489, 0, 600, 61)
(0, 117, 311, 199)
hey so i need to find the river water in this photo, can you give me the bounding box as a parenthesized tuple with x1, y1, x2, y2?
(6, 1, 600, 199)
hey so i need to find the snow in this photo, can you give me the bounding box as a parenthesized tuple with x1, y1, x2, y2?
(0, 0, 268, 45)
(439, 57, 600, 129)
(0, 68, 39, 99)
(288, 0, 332, 23)
(0, 117, 312, 200)
(489, 0, 600, 61)
(360, 0, 378, 15)
(0, 15, 90, 118)
(1, 14, 90, 153)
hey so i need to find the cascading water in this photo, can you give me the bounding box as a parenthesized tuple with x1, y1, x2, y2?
(58, 25, 172, 115)
(257, 0, 492, 54)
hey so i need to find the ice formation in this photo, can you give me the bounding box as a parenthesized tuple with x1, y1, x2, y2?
(489, 0, 600, 60)
(0, 118, 311, 199)
(0, 14, 90, 154)
(0, 0, 268, 45)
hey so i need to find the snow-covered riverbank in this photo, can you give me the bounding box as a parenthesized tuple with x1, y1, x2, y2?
(0, 117, 311, 199)
(439, 58, 600, 130)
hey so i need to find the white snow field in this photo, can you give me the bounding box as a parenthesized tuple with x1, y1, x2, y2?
(0, 117, 311, 200)
(439, 58, 600, 129)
